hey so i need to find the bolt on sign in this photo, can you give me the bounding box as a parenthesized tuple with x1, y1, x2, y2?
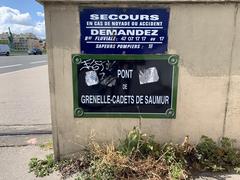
(72, 54, 179, 118)
(80, 8, 169, 54)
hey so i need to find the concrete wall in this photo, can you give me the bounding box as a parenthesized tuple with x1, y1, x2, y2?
(42, 1, 240, 159)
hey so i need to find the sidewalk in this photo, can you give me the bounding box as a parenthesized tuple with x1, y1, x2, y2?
(0, 63, 56, 179)
(0, 133, 79, 180)
(193, 173, 240, 180)
(0, 141, 60, 180)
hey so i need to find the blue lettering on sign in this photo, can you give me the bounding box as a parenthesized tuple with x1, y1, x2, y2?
(80, 8, 169, 54)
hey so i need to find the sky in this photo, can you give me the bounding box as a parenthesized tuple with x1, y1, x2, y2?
(0, 0, 45, 39)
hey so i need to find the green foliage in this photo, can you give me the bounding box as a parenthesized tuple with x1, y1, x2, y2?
(161, 143, 179, 165)
(28, 128, 240, 180)
(196, 136, 240, 172)
(160, 142, 194, 179)
(118, 127, 159, 157)
(85, 160, 115, 180)
(83, 142, 128, 180)
(162, 144, 185, 179)
(28, 154, 57, 177)
(169, 162, 185, 180)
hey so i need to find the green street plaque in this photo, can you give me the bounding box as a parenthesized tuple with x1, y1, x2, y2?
(72, 54, 179, 118)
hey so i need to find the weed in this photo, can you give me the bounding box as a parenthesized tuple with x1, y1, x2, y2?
(118, 127, 159, 157)
(86, 142, 129, 179)
(160, 142, 191, 179)
(28, 128, 240, 180)
(196, 136, 240, 172)
(169, 162, 186, 180)
(57, 157, 90, 179)
(28, 154, 90, 179)
(28, 154, 56, 177)
(39, 140, 53, 150)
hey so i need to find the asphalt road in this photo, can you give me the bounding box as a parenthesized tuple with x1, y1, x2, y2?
(0, 55, 47, 74)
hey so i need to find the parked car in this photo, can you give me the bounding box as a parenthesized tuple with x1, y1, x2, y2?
(28, 48, 42, 55)
(0, 44, 10, 56)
